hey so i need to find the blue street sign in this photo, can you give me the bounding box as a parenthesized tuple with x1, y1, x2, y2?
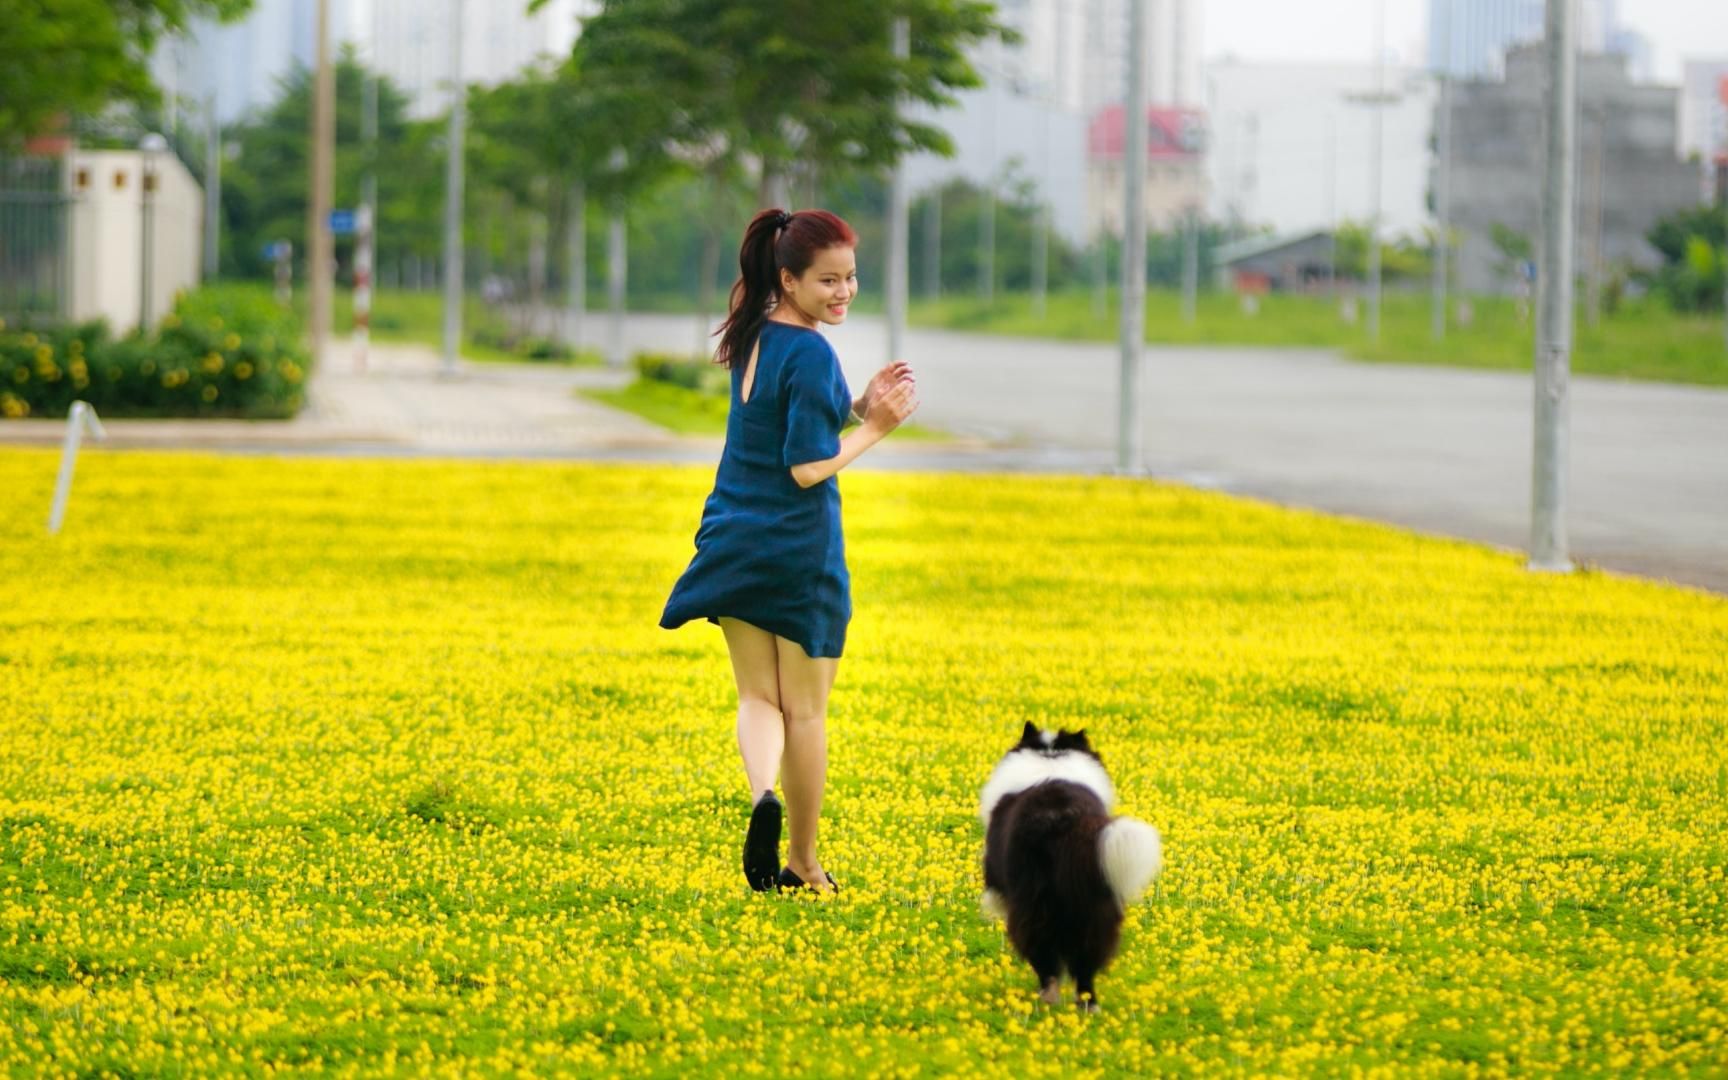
(329, 209, 356, 236)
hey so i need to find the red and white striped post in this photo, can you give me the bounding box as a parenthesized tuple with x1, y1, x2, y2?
(352, 202, 373, 372)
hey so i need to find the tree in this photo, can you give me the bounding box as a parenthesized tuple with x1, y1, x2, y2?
(1645, 205, 1725, 313)
(219, 52, 438, 280)
(0, 0, 251, 145)
(559, 0, 1011, 206)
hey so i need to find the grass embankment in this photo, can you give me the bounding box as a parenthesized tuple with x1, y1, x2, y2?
(2, 451, 1724, 1075)
(319, 288, 603, 366)
(910, 289, 1728, 386)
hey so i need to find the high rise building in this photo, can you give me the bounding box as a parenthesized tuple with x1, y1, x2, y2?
(1680, 59, 1728, 200)
(1427, 0, 1637, 79)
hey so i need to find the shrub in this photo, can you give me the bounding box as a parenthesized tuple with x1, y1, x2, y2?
(632, 351, 726, 395)
(0, 285, 309, 419)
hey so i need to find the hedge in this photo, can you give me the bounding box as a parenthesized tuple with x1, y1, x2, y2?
(0, 286, 309, 420)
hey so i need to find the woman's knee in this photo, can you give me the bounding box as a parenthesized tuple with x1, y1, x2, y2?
(781, 703, 826, 728)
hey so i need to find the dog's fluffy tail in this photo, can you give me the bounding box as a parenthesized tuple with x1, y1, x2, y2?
(1098, 817, 1163, 906)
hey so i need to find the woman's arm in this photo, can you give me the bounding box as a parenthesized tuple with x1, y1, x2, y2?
(790, 380, 917, 488)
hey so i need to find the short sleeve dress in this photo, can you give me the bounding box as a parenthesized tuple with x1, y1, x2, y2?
(659, 321, 854, 659)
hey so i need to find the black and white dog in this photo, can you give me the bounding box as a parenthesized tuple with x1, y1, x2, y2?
(980, 723, 1164, 1010)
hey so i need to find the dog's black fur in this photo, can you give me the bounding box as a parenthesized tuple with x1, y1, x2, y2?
(982, 723, 1124, 1007)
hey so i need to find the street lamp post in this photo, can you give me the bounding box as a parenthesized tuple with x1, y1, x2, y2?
(138, 132, 167, 333)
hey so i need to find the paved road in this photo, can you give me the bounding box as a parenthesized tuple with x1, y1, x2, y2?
(581, 311, 1728, 594)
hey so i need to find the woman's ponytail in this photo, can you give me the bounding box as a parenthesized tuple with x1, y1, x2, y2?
(713, 207, 858, 369)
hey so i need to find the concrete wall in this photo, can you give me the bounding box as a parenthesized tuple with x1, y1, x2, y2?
(67, 149, 204, 334)
(1446, 46, 1698, 295)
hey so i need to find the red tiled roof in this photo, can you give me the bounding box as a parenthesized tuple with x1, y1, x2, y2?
(1088, 106, 1206, 160)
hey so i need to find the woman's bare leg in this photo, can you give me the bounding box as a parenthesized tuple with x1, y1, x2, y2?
(775, 636, 839, 888)
(719, 618, 783, 797)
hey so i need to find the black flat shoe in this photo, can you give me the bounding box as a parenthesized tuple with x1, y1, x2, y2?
(775, 866, 839, 894)
(743, 791, 781, 892)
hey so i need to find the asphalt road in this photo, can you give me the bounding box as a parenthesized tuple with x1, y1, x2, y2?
(586, 310, 1728, 593)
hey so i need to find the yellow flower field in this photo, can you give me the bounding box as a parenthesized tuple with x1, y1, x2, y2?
(1, 449, 1724, 1077)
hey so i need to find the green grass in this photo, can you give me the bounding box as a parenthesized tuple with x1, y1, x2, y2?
(910, 289, 1728, 386)
(585, 378, 950, 441)
(326, 288, 604, 367)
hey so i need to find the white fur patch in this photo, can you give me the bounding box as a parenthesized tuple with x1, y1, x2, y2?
(980, 888, 1007, 921)
(979, 746, 1116, 826)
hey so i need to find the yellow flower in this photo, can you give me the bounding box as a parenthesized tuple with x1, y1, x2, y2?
(223, 333, 242, 351)
(201, 385, 218, 402)
(201, 352, 224, 375)
(234, 362, 253, 380)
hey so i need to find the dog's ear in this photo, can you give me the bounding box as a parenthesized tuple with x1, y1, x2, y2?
(1019, 720, 1041, 747)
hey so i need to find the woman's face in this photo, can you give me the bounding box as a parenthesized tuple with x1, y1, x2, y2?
(780, 246, 858, 327)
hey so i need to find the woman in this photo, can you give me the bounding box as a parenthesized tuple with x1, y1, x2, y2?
(660, 207, 918, 894)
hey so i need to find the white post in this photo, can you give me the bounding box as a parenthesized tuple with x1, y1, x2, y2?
(1432, 71, 1452, 341)
(1118, 0, 1148, 474)
(204, 92, 220, 280)
(48, 403, 107, 535)
(886, 17, 911, 366)
(1530, 0, 1576, 573)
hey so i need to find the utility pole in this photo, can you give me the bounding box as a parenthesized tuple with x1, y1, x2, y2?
(1181, 206, 1199, 323)
(1366, 0, 1385, 344)
(566, 181, 586, 353)
(1118, 0, 1148, 475)
(1530, 0, 1576, 574)
(981, 42, 997, 308)
(923, 186, 941, 301)
(203, 92, 220, 280)
(308, 0, 335, 367)
(887, 17, 910, 365)
(607, 198, 627, 368)
(1432, 1, 1453, 342)
(354, 0, 379, 372)
(440, 0, 466, 377)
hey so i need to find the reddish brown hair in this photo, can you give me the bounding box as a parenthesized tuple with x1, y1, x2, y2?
(713, 208, 857, 369)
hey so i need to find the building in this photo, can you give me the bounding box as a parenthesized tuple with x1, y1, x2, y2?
(1680, 59, 1728, 201)
(1427, 0, 1649, 81)
(1442, 45, 1699, 295)
(1204, 61, 1437, 239)
(159, 0, 594, 125)
(1214, 230, 1335, 292)
(1084, 105, 1205, 238)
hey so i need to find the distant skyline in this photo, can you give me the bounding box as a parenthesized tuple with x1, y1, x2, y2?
(1201, 0, 1728, 81)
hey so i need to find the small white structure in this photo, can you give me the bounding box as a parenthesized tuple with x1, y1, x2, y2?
(64, 147, 204, 334)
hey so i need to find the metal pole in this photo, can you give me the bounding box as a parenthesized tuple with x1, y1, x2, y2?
(309, 0, 335, 368)
(981, 48, 997, 307)
(1432, 71, 1452, 341)
(139, 145, 155, 332)
(440, 0, 466, 377)
(607, 203, 627, 368)
(887, 17, 910, 365)
(1118, 0, 1148, 474)
(355, 8, 379, 371)
(1181, 205, 1198, 323)
(1366, 0, 1385, 344)
(566, 180, 586, 352)
(924, 185, 941, 301)
(203, 92, 220, 280)
(1530, 0, 1576, 573)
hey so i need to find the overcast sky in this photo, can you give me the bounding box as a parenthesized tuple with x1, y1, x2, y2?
(1202, 0, 1728, 82)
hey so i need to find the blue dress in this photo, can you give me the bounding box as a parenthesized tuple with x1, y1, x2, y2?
(660, 321, 854, 659)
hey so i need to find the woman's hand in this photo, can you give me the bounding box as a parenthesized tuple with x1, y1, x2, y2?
(858, 361, 914, 420)
(862, 378, 919, 436)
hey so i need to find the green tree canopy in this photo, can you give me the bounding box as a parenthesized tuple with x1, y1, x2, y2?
(0, 0, 252, 145)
